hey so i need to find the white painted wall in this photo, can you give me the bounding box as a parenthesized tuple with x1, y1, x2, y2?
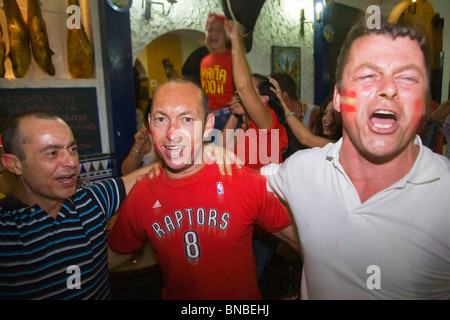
(129, 0, 450, 103)
(129, 0, 316, 102)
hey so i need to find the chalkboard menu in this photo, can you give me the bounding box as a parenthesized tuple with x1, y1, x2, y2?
(0, 87, 101, 155)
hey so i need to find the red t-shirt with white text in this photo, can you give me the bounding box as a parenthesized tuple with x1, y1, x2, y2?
(200, 49, 235, 111)
(108, 164, 291, 300)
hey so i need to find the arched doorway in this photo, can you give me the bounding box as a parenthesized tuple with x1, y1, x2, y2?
(133, 29, 206, 105)
(182, 46, 210, 85)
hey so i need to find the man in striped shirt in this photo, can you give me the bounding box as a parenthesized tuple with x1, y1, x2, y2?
(0, 111, 150, 299)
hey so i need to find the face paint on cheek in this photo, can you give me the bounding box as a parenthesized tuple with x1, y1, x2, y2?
(412, 99, 425, 127)
(339, 90, 358, 114)
(341, 89, 357, 98)
(341, 103, 357, 114)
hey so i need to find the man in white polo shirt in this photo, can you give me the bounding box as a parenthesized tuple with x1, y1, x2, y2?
(262, 18, 450, 299)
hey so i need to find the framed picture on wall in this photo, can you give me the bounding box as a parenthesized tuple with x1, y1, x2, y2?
(271, 46, 301, 98)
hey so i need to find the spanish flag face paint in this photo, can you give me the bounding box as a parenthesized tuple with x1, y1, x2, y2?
(339, 89, 358, 114)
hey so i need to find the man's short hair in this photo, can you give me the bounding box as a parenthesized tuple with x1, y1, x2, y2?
(151, 78, 210, 120)
(335, 17, 431, 91)
(1, 111, 63, 160)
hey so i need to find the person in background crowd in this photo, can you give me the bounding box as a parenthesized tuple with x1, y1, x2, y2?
(271, 77, 342, 149)
(200, 13, 237, 131)
(223, 19, 298, 168)
(107, 79, 299, 300)
(311, 97, 343, 141)
(260, 18, 450, 299)
(421, 98, 445, 155)
(270, 72, 319, 132)
(430, 99, 450, 159)
(221, 19, 300, 285)
(122, 99, 159, 175)
(0, 111, 154, 299)
(252, 73, 299, 160)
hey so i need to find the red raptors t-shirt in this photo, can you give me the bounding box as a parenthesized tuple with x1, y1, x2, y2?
(108, 164, 291, 300)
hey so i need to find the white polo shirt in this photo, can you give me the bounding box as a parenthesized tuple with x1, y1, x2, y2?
(262, 136, 450, 299)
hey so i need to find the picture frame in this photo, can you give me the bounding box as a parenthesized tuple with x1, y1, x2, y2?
(107, 0, 133, 12)
(271, 46, 301, 98)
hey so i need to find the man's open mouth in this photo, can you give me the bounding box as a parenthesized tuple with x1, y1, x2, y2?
(370, 110, 397, 129)
(165, 145, 185, 159)
(56, 174, 76, 185)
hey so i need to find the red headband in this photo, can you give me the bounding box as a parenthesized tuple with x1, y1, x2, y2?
(206, 13, 227, 29)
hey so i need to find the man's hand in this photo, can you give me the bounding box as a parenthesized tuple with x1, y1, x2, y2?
(137, 159, 163, 181)
(133, 127, 151, 153)
(204, 143, 243, 175)
(227, 94, 246, 116)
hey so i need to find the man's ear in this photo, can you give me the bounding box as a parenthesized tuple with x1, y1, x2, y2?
(1, 154, 22, 175)
(203, 112, 215, 138)
(333, 85, 341, 112)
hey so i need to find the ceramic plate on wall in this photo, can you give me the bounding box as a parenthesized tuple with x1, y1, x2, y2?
(107, 0, 133, 12)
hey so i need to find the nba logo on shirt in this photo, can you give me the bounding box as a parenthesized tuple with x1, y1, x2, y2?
(217, 182, 224, 195)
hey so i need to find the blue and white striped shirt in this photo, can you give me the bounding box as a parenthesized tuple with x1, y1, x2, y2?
(0, 178, 125, 299)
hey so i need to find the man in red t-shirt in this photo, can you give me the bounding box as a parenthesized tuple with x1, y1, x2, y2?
(108, 79, 299, 300)
(225, 100, 288, 170)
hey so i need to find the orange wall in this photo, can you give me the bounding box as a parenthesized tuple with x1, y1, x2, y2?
(146, 34, 182, 98)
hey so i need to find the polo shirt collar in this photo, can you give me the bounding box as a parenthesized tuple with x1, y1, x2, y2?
(325, 135, 440, 187)
(405, 135, 442, 185)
